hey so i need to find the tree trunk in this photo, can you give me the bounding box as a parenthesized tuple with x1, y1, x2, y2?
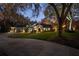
(58, 17, 63, 37)
(69, 19, 72, 31)
(69, 11, 72, 31)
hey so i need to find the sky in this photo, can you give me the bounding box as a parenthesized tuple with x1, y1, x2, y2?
(21, 9, 45, 22)
(19, 3, 47, 22)
(20, 3, 79, 22)
(0, 3, 47, 22)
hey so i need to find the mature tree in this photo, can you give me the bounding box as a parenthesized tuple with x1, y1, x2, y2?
(0, 3, 31, 32)
(47, 3, 73, 37)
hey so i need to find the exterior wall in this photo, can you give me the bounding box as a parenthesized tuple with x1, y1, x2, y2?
(9, 25, 43, 33)
(9, 27, 26, 33)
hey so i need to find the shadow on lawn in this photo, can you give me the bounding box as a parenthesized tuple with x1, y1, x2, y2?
(49, 36, 79, 49)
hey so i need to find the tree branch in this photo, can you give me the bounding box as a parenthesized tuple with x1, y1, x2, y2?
(63, 3, 73, 20)
(49, 3, 60, 18)
(61, 3, 66, 17)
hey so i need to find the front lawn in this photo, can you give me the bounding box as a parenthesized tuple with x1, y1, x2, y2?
(8, 32, 57, 40)
(8, 31, 79, 40)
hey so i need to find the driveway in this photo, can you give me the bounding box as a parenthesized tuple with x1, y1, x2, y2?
(0, 33, 79, 56)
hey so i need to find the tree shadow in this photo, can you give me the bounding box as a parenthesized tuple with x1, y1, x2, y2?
(49, 36, 79, 49)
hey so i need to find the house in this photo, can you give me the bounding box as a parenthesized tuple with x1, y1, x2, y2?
(41, 23, 52, 31)
(9, 27, 26, 33)
(9, 16, 58, 33)
(41, 16, 58, 32)
(32, 23, 43, 33)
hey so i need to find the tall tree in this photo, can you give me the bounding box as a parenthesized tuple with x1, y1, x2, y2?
(0, 3, 30, 32)
(48, 3, 73, 37)
(0, 3, 41, 32)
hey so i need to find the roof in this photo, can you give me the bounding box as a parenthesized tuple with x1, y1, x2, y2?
(41, 24, 52, 28)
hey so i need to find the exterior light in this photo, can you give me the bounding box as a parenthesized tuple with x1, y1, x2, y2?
(53, 20, 56, 23)
(53, 26, 57, 32)
(15, 29, 16, 32)
(73, 27, 76, 31)
(21, 28, 25, 33)
(9, 27, 16, 33)
(62, 25, 66, 28)
(22, 29, 25, 33)
(48, 28, 50, 31)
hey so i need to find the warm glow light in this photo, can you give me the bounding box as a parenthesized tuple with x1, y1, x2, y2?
(15, 29, 16, 32)
(21, 28, 25, 33)
(62, 25, 66, 28)
(53, 27, 57, 32)
(9, 27, 16, 33)
(53, 20, 56, 23)
(10, 30, 13, 33)
(73, 27, 76, 31)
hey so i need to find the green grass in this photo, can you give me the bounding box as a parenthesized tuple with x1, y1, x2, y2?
(26, 32, 57, 40)
(62, 32, 79, 40)
(9, 31, 79, 40)
(8, 32, 57, 40)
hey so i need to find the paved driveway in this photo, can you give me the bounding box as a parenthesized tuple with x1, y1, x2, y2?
(0, 33, 79, 56)
(0, 34, 79, 56)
